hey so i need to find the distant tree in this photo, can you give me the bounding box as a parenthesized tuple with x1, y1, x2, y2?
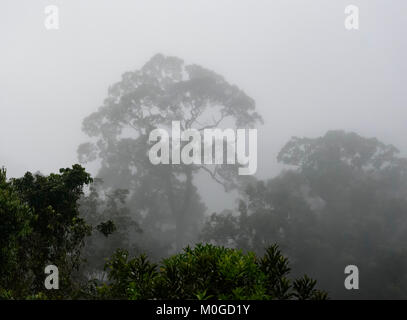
(78, 53, 262, 250)
(202, 131, 407, 298)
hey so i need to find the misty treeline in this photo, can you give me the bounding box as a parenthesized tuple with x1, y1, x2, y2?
(0, 165, 326, 300)
(1, 54, 407, 299)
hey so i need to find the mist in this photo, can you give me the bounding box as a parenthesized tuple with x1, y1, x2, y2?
(1, 0, 407, 300)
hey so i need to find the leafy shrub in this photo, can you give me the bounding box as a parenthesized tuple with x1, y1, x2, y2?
(101, 243, 327, 300)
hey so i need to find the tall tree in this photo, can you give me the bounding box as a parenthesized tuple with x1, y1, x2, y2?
(78, 53, 262, 250)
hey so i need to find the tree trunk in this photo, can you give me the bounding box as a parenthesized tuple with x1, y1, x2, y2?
(165, 167, 193, 252)
(176, 167, 193, 251)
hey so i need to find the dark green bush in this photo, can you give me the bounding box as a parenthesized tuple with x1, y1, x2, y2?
(101, 243, 328, 300)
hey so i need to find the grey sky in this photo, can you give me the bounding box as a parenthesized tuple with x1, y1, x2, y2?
(1, 0, 406, 211)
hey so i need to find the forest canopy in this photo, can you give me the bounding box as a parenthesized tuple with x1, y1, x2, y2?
(2, 54, 407, 300)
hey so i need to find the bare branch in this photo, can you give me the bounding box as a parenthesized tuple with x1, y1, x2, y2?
(197, 113, 226, 131)
(199, 165, 227, 190)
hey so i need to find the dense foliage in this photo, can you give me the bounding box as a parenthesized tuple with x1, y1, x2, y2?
(98, 244, 327, 300)
(0, 165, 326, 300)
(0, 165, 93, 298)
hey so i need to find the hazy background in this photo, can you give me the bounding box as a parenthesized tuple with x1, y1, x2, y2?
(1, 0, 406, 212)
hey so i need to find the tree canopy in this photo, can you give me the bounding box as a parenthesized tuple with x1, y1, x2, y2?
(78, 53, 262, 251)
(202, 131, 407, 298)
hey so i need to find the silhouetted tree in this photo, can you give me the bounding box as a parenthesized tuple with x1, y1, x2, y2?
(202, 131, 407, 298)
(78, 53, 262, 250)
